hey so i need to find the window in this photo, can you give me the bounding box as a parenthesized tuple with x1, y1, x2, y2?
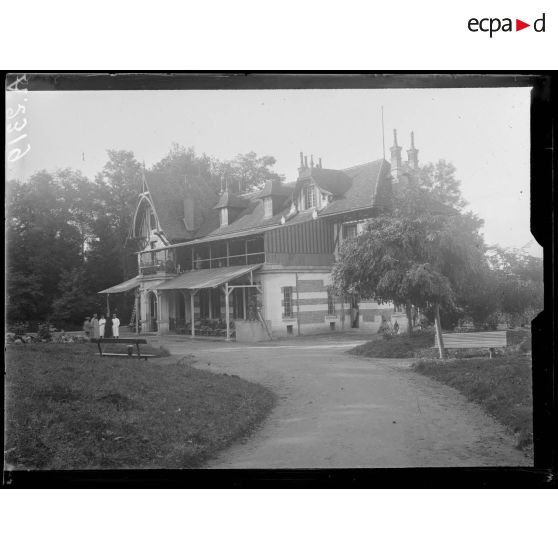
(263, 197, 273, 218)
(220, 208, 228, 227)
(283, 286, 294, 318)
(343, 223, 357, 241)
(327, 287, 336, 315)
(303, 186, 316, 209)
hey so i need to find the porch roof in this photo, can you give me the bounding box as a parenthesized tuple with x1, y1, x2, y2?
(156, 264, 262, 291)
(98, 276, 141, 294)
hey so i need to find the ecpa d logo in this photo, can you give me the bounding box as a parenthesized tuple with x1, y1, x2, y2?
(468, 13, 546, 37)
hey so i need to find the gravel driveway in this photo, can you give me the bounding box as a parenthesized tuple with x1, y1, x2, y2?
(160, 333, 531, 468)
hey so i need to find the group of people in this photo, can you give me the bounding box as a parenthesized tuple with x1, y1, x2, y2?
(83, 313, 120, 340)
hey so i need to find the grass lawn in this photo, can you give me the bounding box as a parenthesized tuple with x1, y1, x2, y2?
(5, 343, 275, 469)
(349, 332, 435, 358)
(412, 355, 533, 450)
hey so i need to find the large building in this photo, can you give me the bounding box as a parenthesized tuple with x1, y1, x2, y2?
(101, 131, 420, 340)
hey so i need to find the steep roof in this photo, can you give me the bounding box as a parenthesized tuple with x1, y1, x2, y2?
(319, 159, 391, 216)
(144, 158, 392, 246)
(307, 167, 352, 196)
(255, 179, 294, 199)
(213, 190, 251, 210)
(145, 171, 218, 242)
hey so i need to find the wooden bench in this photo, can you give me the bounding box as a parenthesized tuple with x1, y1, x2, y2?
(92, 338, 157, 361)
(435, 331, 507, 357)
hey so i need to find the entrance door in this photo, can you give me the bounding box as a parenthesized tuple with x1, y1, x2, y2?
(149, 291, 158, 332)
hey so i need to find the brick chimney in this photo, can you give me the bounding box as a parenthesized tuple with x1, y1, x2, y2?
(390, 129, 402, 182)
(407, 131, 419, 170)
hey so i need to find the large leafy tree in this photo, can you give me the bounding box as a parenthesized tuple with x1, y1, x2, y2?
(418, 160, 466, 210)
(332, 161, 486, 356)
(6, 171, 93, 323)
(50, 268, 101, 326)
(150, 143, 218, 206)
(212, 150, 284, 192)
(487, 246, 543, 327)
(92, 149, 143, 280)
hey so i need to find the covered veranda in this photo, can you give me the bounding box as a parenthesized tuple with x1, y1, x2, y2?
(98, 275, 142, 333)
(157, 264, 263, 341)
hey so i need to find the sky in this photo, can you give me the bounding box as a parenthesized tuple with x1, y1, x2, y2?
(6, 86, 539, 255)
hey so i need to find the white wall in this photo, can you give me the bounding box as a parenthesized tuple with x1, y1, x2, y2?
(258, 269, 333, 337)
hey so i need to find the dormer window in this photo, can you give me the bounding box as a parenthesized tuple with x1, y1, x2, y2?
(263, 197, 273, 219)
(303, 186, 316, 210)
(220, 208, 228, 227)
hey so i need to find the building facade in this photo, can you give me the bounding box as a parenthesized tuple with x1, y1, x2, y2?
(101, 131, 420, 339)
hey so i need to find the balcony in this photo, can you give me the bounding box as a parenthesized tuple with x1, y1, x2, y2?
(140, 259, 177, 276)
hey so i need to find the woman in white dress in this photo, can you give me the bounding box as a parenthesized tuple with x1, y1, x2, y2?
(112, 314, 120, 339)
(98, 315, 106, 338)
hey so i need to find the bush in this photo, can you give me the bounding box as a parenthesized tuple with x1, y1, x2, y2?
(36, 322, 53, 341)
(350, 332, 435, 358)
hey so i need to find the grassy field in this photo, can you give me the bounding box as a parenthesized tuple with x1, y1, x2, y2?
(5, 343, 275, 469)
(413, 356, 533, 450)
(349, 332, 435, 358)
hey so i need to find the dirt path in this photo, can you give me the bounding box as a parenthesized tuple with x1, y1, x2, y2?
(159, 334, 531, 468)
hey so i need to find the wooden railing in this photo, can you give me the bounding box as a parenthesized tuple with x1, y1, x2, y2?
(139, 260, 177, 275)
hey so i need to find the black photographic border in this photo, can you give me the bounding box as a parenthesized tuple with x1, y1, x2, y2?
(2, 71, 556, 488)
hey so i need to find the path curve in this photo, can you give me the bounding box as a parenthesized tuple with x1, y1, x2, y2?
(159, 335, 531, 468)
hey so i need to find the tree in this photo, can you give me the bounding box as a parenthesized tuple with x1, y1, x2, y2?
(332, 161, 486, 357)
(212, 151, 284, 192)
(332, 212, 476, 354)
(418, 160, 466, 210)
(6, 171, 91, 323)
(93, 150, 143, 279)
(151, 143, 218, 202)
(487, 246, 543, 327)
(50, 268, 101, 327)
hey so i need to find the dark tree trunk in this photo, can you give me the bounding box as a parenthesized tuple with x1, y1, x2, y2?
(405, 303, 413, 336)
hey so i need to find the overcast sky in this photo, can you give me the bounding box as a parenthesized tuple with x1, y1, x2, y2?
(6, 87, 538, 255)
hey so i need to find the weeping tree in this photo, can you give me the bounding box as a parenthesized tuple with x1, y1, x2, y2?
(332, 163, 487, 358)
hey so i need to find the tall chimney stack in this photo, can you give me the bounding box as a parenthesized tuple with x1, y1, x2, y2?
(310, 154, 314, 168)
(406, 131, 419, 170)
(390, 129, 402, 182)
(318, 157, 322, 169)
(299, 152, 304, 169)
(304, 155, 308, 168)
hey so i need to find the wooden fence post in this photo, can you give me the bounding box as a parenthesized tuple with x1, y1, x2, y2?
(434, 303, 446, 359)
